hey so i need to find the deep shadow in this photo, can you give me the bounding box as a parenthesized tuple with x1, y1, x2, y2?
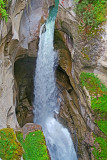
(14, 56, 36, 127)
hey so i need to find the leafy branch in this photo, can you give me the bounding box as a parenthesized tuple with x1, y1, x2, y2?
(0, 0, 8, 22)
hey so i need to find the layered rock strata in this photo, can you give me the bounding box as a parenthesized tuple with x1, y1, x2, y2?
(0, 0, 54, 129)
(55, 1, 107, 159)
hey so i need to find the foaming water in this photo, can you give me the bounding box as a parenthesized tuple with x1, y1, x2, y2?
(33, 21, 58, 123)
(33, 1, 77, 160)
(45, 117, 77, 160)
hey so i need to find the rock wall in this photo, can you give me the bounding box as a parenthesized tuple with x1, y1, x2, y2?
(54, 28, 91, 160)
(55, 1, 107, 160)
(0, 0, 106, 159)
(0, 0, 54, 129)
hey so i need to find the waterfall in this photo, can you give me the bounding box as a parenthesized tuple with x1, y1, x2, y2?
(33, 1, 77, 160)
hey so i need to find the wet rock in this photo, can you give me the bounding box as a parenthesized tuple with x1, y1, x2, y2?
(55, 6, 100, 158)
(0, 0, 47, 129)
(42, 24, 46, 33)
(0, 0, 57, 129)
(22, 123, 42, 139)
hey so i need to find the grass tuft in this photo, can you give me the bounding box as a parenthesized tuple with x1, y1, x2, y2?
(74, 0, 107, 35)
(0, 128, 23, 160)
(16, 130, 50, 160)
(80, 72, 107, 160)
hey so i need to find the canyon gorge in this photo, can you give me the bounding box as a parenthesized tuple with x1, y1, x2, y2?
(0, 0, 107, 159)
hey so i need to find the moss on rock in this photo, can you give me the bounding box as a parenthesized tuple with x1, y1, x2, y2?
(92, 136, 107, 160)
(0, 128, 23, 160)
(74, 0, 107, 36)
(80, 72, 107, 160)
(0, 127, 50, 160)
(16, 130, 50, 160)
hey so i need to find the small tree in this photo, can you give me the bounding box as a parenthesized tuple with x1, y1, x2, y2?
(0, 0, 8, 21)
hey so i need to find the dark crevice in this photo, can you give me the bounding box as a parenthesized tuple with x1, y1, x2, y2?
(14, 56, 36, 127)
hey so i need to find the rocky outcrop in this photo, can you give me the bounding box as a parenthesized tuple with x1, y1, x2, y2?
(94, 21, 107, 86)
(54, 29, 92, 160)
(0, 0, 106, 159)
(0, 0, 55, 129)
(55, 1, 107, 159)
(0, 124, 50, 160)
(22, 123, 42, 139)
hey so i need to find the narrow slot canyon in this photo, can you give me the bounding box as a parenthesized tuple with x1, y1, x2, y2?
(0, 0, 107, 160)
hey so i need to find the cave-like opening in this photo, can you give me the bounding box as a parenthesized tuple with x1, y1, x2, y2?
(14, 56, 36, 127)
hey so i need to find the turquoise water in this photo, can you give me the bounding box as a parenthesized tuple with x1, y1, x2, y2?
(48, 0, 59, 21)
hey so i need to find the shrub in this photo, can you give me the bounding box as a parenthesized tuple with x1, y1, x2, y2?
(0, 0, 8, 21)
(74, 0, 107, 34)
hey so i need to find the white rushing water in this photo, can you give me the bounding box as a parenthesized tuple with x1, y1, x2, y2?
(33, 4, 77, 160)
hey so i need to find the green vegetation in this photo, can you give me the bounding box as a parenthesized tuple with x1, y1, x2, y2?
(91, 95, 107, 115)
(80, 72, 107, 117)
(80, 72, 107, 98)
(0, 0, 8, 21)
(93, 136, 107, 160)
(80, 72, 107, 160)
(97, 120, 107, 136)
(0, 128, 23, 160)
(16, 130, 50, 160)
(0, 128, 50, 160)
(74, 0, 107, 34)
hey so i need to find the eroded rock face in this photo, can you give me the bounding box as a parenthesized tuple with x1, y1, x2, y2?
(54, 29, 90, 159)
(0, 39, 19, 129)
(0, 0, 54, 129)
(0, 0, 106, 159)
(94, 22, 107, 86)
(55, 1, 107, 160)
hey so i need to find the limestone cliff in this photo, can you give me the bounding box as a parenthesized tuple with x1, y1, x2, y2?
(55, 0, 107, 159)
(0, 0, 107, 159)
(0, 0, 54, 129)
